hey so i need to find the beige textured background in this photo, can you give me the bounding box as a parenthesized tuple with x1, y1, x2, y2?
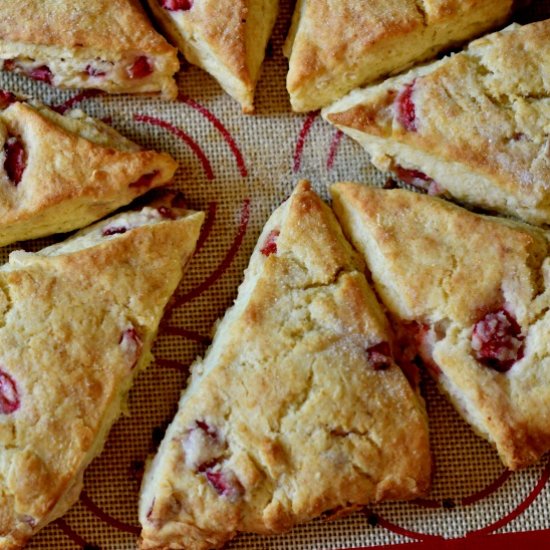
(0, 0, 548, 548)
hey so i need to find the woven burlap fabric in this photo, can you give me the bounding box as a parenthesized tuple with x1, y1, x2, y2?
(0, 0, 548, 548)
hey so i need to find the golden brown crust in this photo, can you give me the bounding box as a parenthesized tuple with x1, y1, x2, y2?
(139, 181, 431, 549)
(0, 0, 179, 98)
(0, 202, 204, 548)
(331, 183, 550, 469)
(324, 21, 550, 225)
(145, 0, 278, 112)
(286, 0, 512, 112)
(0, 100, 178, 246)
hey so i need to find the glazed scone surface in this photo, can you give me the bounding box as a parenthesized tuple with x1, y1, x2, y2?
(324, 21, 550, 225)
(0, 0, 179, 99)
(0, 200, 204, 549)
(0, 95, 178, 246)
(285, 0, 512, 112)
(146, 0, 278, 112)
(331, 183, 550, 470)
(139, 181, 430, 549)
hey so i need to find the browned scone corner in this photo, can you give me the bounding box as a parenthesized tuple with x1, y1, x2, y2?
(331, 183, 550, 470)
(323, 20, 550, 225)
(0, 0, 179, 99)
(0, 91, 178, 246)
(285, 0, 513, 112)
(0, 199, 204, 549)
(145, 0, 279, 113)
(139, 180, 431, 549)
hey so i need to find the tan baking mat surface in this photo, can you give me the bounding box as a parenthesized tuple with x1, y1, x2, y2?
(1, 1, 549, 548)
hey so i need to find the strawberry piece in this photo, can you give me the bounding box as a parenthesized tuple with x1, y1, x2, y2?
(161, 0, 194, 10)
(366, 341, 392, 371)
(119, 327, 143, 369)
(129, 171, 159, 189)
(102, 225, 127, 236)
(195, 420, 218, 440)
(260, 230, 280, 257)
(393, 165, 444, 196)
(395, 81, 417, 132)
(4, 136, 26, 185)
(85, 65, 106, 78)
(29, 66, 53, 85)
(157, 206, 176, 219)
(3, 60, 15, 71)
(472, 309, 524, 372)
(204, 467, 244, 499)
(128, 56, 153, 79)
(0, 370, 20, 414)
(0, 91, 16, 110)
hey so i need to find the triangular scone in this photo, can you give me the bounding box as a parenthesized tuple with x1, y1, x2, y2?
(0, 0, 179, 99)
(331, 183, 550, 470)
(0, 198, 204, 548)
(139, 181, 430, 550)
(284, 0, 512, 112)
(145, 0, 278, 112)
(0, 93, 178, 246)
(324, 21, 550, 225)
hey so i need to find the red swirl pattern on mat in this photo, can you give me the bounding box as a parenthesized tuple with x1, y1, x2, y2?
(80, 492, 140, 536)
(327, 129, 344, 170)
(50, 90, 102, 114)
(134, 114, 215, 180)
(178, 94, 248, 178)
(167, 198, 251, 311)
(293, 111, 319, 172)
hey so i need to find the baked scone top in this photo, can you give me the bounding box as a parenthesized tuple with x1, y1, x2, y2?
(285, 0, 512, 111)
(139, 181, 430, 549)
(0, 97, 178, 246)
(331, 183, 550, 469)
(325, 20, 550, 224)
(146, 0, 279, 112)
(0, 202, 204, 548)
(0, 0, 174, 55)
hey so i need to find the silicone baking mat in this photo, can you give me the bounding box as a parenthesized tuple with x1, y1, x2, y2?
(1, 0, 549, 548)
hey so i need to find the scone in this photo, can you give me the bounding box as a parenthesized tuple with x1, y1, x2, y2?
(324, 21, 550, 225)
(0, 198, 204, 549)
(331, 183, 550, 470)
(145, 0, 279, 112)
(0, 0, 179, 99)
(139, 181, 431, 550)
(284, 0, 513, 112)
(0, 92, 178, 246)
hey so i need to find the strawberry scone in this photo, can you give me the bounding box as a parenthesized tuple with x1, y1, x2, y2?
(332, 183, 550, 470)
(324, 21, 550, 225)
(146, 0, 279, 112)
(0, 91, 178, 246)
(0, 0, 179, 99)
(139, 181, 430, 549)
(285, 0, 513, 112)
(0, 199, 204, 548)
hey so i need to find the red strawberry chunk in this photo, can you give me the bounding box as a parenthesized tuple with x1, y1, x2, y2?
(161, 0, 194, 10)
(0, 91, 16, 110)
(0, 370, 20, 414)
(393, 165, 444, 196)
(119, 327, 143, 369)
(204, 466, 244, 500)
(29, 66, 53, 85)
(260, 230, 280, 257)
(4, 136, 26, 185)
(102, 225, 127, 236)
(472, 309, 524, 372)
(129, 171, 159, 189)
(85, 65, 106, 78)
(195, 420, 218, 440)
(157, 206, 176, 219)
(395, 81, 417, 132)
(128, 56, 153, 79)
(366, 341, 392, 371)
